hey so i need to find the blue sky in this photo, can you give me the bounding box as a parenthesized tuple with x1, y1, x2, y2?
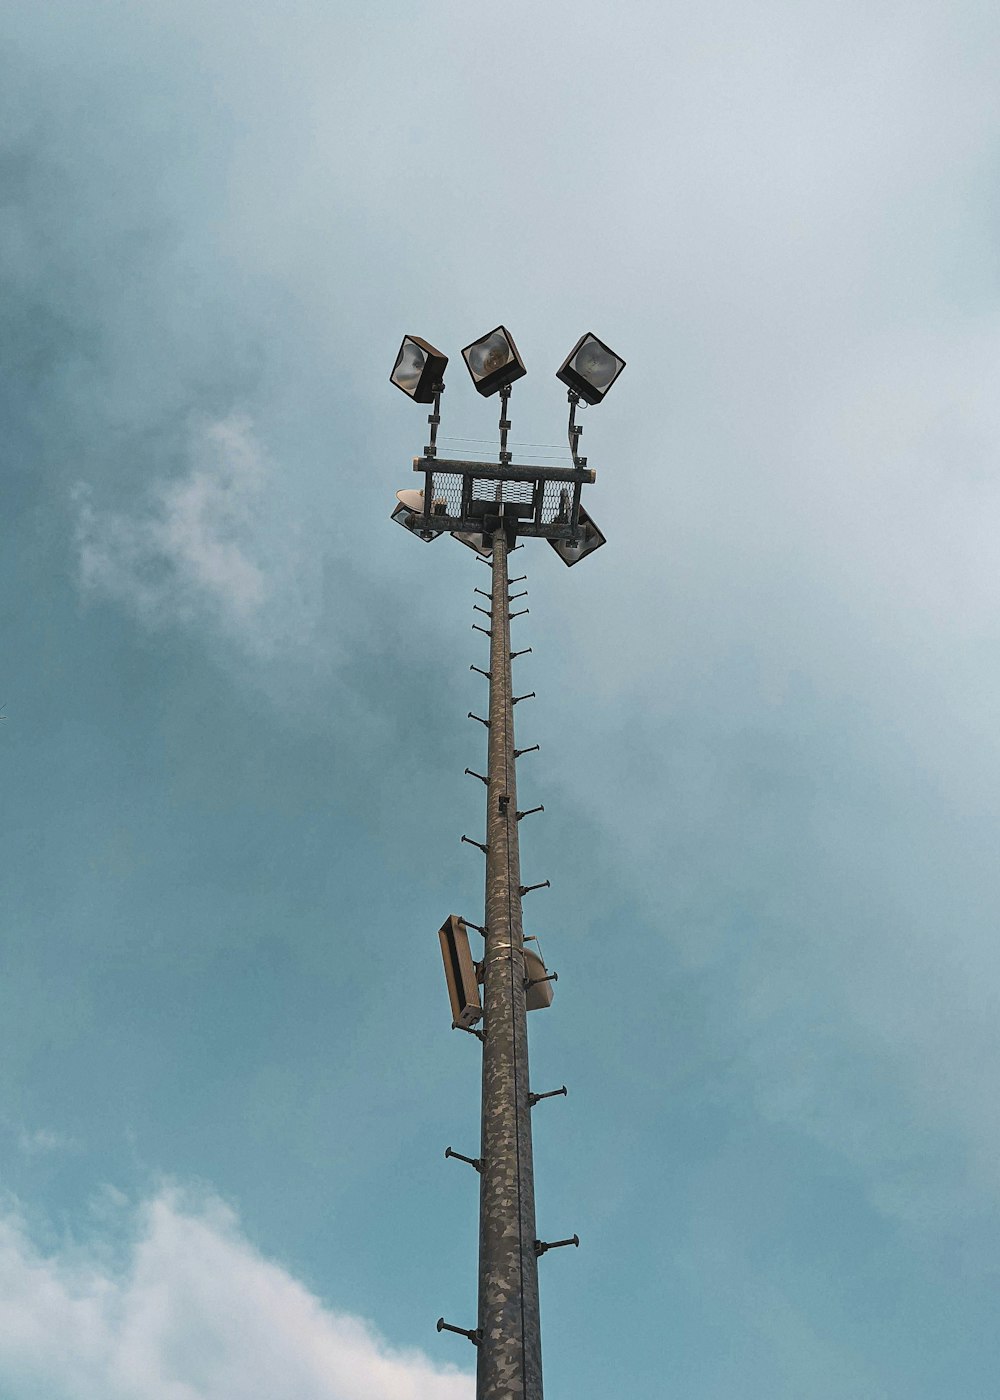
(3, 1, 1000, 1396)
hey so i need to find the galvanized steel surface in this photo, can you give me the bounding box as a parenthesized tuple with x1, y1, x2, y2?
(477, 526, 543, 1400)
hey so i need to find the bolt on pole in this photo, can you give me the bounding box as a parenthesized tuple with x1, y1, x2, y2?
(478, 522, 543, 1400)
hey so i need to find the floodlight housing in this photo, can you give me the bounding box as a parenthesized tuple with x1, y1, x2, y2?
(391, 487, 445, 539)
(438, 915, 483, 1030)
(452, 530, 493, 558)
(556, 332, 625, 405)
(524, 946, 554, 1010)
(548, 504, 606, 567)
(390, 335, 448, 403)
(461, 325, 527, 397)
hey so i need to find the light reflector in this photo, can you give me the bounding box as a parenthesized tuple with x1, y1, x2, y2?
(451, 530, 493, 558)
(391, 487, 446, 539)
(548, 504, 607, 566)
(556, 332, 625, 405)
(461, 325, 527, 397)
(390, 335, 448, 403)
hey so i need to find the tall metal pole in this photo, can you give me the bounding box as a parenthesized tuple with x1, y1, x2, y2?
(478, 522, 542, 1400)
(391, 332, 619, 1391)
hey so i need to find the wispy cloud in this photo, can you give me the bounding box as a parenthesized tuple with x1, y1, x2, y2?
(15, 1126, 75, 1156)
(0, 1185, 471, 1400)
(75, 417, 320, 657)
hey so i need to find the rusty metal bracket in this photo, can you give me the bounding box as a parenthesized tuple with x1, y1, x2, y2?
(423, 386, 443, 460)
(535, 1235, 579, 1257)
(529, 1085, 568, 1107)
(445, 1146, 482, 1172)
(413, 456, 594, 485)
(437, 1318, 481, 1345)
(497, 383, 513, 465)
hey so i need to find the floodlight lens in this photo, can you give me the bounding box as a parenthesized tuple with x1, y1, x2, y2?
(483, 346, 508, 373)
(469, 331, 511, 380)
(547, 504, 606, 566)
(573, 340, 617, 392)
(392, 339, 427, 393)
(461, 325, 526, 396)
(389, 335, 448, 402)
(556, 332, 625, 404)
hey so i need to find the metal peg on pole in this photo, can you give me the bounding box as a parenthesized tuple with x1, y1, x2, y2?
(437, 1318, 482, 1346)
(534, 1235, 579, 1258)
(529, 1085, 567, 1107)
(445, 1146, 483, 1172)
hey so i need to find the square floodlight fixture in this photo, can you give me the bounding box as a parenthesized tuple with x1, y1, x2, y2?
(548, 504, 607, 566)
(451, 530, 493, 558)
(391, 488, 445, 539)
(438, 914, 482, 1030)
(556, 332, 625, 405)
(389, 335, 448, 403)
(461, 325, 527, 397)
(391, 502, 441, 539)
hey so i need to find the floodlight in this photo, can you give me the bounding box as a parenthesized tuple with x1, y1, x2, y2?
(461, 325, 527, 397)
(391, 487, 446, 539)
(452, 530, 493, 558)
(548, 503, 606, 566)
(556, 332, 625, 405)
(390, 335, 448, 403)
(438, 915, 483, 1030)
(524, 946, 554, 1010)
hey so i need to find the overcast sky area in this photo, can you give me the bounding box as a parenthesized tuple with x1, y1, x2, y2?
(3, 1, 1000, 1396)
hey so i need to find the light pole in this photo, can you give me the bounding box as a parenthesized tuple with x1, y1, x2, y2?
(390, 326, 625, 1400)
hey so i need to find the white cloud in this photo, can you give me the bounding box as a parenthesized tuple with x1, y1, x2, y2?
(16, 1126, 75, 1156)
(75, 417, 320, 657)
(0, 1186, 471, 1400)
